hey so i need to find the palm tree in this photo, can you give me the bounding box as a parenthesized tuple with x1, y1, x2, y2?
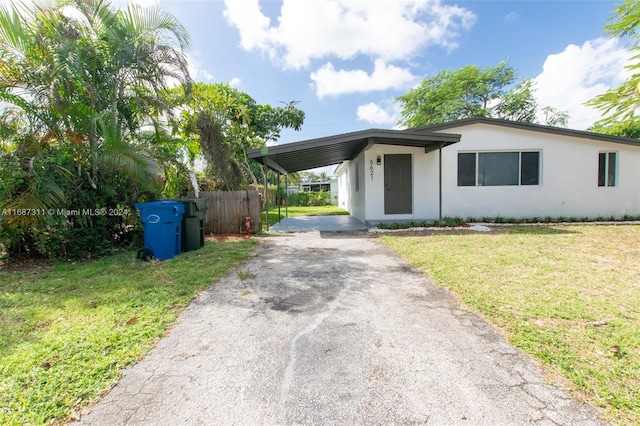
(0, 0, 191, 210)
(0, 0, 192, 258)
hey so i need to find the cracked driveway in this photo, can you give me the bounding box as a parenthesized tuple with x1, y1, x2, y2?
(77, 232, 606, 425)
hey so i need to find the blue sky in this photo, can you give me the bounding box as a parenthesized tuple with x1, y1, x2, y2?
(82, 1, 640, 172)
(162, 1, 630, 128)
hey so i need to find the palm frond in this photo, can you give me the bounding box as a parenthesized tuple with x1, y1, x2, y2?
(5, 178, 67, 211)
(122, 3, 190, 50)
(0, 2, 31, 60)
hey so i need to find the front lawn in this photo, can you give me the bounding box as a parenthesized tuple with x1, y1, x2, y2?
(264, 205, 349, 229)
(380, 225, 640, 426)
(0, 237, 256, 425)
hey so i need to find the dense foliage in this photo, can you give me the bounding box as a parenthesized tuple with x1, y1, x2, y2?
(0, 0, 191, 258)
(287, 191, 333, 207)
(0, 0, 305, 259)
(168, 83, 304, 191)
(396, 62, 568, 128)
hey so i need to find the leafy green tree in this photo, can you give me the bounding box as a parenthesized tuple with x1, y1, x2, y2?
(297, 171, 317, 183)
(493, 79, 537, 122)
(397, 62, 515, 127)
(397, 63, 569, 127)
(587, 0, 640, 135)
(591, 120, 640, 138)
(170, 83, 304, 191)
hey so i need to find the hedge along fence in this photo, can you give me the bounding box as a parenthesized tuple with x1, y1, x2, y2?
(286, 190, 332, 206)
(200, 190, 262, 234)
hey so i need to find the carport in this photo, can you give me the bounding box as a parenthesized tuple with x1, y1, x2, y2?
(247, 128, 461, 230)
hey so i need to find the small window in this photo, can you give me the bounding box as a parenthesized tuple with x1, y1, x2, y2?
(355, 158, 360, 192)
(598, 152, 617, 187)
(457, 151, 540, 187)
(521, 152, 540, 185)
(457, 153, 476, 186)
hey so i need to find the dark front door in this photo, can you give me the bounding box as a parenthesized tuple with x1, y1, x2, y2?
(384, 154, 412, 214)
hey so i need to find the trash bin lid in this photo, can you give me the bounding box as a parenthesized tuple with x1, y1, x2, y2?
(176, 198, 208, 217)
(135, 201, 185, 223)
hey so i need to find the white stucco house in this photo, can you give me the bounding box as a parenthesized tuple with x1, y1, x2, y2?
(248, 117, 640, 225)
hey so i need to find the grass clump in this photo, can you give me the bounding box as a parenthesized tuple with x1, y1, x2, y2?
(0, 237, 256, 425)
(380, 225, 640, 425)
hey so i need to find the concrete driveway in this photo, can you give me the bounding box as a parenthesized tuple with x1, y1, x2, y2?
(269, 215, 368, 232)
(77, 232, 605, 425)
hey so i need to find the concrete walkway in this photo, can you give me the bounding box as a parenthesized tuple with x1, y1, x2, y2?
(77, 232, 605, 425)
(269, 215, 368, 232)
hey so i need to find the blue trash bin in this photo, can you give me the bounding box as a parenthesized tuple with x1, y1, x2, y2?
(135, 201, 185, 260)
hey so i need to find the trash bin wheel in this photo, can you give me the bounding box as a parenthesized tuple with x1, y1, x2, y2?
(137, 247, 154, 262)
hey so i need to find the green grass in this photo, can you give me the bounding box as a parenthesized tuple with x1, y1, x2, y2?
(380, 225, 640, 425)
(0, 237, 256, 425)
(263, 205, 348, 229)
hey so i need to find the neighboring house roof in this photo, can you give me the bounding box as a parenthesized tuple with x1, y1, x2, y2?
(409, 117, 640, 147)
(247, 128, 461, 173)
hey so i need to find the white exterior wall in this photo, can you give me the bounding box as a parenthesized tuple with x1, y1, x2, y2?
(336, 161, 350, 211)
(335, 152, 367, 222)
(336, 145, 442, 223)
(363, 145, 440, 222)
(438, 124, 640, 219)
(336, 123, 640, 222)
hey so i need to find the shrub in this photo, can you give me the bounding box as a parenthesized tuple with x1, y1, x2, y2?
(443, 216, 464, 227)
(0, 147, 149, 260)
(287, 190, 332, 206)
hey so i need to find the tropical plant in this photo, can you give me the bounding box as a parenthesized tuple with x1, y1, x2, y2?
(0, 0, 191, 258)
(170, 83, 305, 191)
(587, 0, 640, 136)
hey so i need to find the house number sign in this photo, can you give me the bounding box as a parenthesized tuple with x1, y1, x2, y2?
(370, 160, 374, 180)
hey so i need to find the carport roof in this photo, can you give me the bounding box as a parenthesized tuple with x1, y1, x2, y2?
(247, 128, 461, 174)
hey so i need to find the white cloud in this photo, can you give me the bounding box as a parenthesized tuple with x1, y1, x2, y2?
(223, 0, 475, 70)
(187, 53, 214, 82)
(310, 59, 416, 98)
(504, 11, 519, 22)
(229, 77, 242, 87)
(533, 37, 634, 129)
(357, 102, 400, 125)
(222, 0, 272, 52)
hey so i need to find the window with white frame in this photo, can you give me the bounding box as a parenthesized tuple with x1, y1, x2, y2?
(598, 152, 617, 187)
(457, 151, 540, 186)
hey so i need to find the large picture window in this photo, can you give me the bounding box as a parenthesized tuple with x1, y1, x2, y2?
(457, 151, 540, 186)
(598, 152, 616, 187)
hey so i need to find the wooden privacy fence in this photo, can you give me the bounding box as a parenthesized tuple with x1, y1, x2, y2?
(199, 190, 262, 234)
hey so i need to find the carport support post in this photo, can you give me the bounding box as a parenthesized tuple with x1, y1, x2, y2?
(285, 174, 289, 218)
(263, 167, 269, 231)
(439, 143, 443, 222)
(277, 172, 281, 222)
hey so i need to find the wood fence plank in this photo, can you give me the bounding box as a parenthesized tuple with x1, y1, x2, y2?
(199, 191, 262, 234)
